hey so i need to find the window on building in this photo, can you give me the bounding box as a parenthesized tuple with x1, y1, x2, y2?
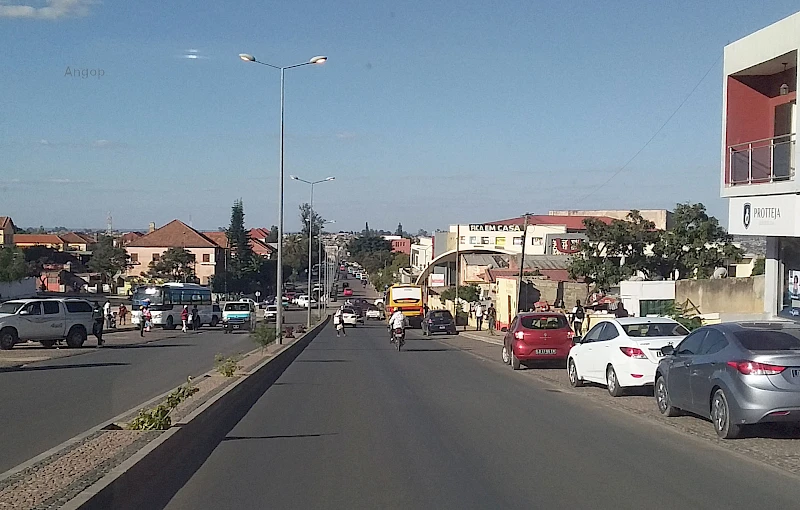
(513, 237, 522, 246)
(460, 236, 465, 244)
(781, 238, 800, 316)
(481, 236, 490, 245)
(495, 236, 506, 247)
(469, 236, 477, 244)
(152, 253, 160, 261)
(202, 253, 210, 263)
(130, 253, 139, 263)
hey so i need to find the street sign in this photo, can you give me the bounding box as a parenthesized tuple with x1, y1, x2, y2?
(255, 291, 261, 298)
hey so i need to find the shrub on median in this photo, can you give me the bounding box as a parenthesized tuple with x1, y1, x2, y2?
(214, 354, 239, 377)
(128, 377, 199, 430)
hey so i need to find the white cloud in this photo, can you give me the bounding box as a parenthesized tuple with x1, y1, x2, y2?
(0, 0, 98, 20)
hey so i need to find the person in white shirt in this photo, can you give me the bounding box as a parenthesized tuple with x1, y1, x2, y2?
(474, 303, 484, 331)
(388, 309, 406, 342)
(103, 300, 112, 329)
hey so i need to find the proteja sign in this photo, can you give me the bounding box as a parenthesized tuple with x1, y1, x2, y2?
(728, 195, 796, 236)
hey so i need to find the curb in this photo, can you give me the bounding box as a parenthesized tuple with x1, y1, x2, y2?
(459, 331, 503, 346)
(63, 317, 330, 510)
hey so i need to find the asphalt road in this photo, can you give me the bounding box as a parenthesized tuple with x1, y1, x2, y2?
(0, 309, 310, 474)
(166, 319, 800, 509)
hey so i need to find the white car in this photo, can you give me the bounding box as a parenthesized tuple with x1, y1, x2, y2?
(365, 307, 384, 320)
(295, 295, 317, 308)
(340, 307, 358, 326)
(263, 305, 278, 323)
(567, 317, 689, 397)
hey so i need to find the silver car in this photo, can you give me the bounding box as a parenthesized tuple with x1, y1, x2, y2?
(655, 321, 800, 439)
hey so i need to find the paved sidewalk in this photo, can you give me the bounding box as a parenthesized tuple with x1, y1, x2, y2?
(458, 328, 503, 346)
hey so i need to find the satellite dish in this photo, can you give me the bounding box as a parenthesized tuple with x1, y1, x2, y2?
(712, 267, 728, 279)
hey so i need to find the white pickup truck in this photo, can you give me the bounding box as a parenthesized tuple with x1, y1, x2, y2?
(0, 298, 96, 349)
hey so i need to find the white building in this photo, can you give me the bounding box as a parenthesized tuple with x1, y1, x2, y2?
(722, 12, 798, 318)
(410, 237, 434, 272)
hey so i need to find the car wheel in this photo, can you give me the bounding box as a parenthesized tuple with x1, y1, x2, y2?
(655, 375, 680, 417)
(0, 328, 17, 350)
(510, 349, 521, 370)
(711, 389, 742, 439)
(165, 315, 175, 330)
(501, 344, 511, 364)
(211, 316, 219, 327)
(568, 359, 584, 387)
(66, 326, 87, 348)
(606, 365, 624, 397)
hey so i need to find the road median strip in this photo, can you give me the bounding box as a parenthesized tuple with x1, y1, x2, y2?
(0, 318, 330, 510)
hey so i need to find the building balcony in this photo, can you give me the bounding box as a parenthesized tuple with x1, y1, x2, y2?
(728, 134, 796, 186)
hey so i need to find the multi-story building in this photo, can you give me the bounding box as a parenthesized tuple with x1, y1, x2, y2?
(410, 237, 434, 272)
(125, 220, 223, 285)
(0, 216, 15, 247)
(722, 12, 798, 318)
(382, 235, 411, 255)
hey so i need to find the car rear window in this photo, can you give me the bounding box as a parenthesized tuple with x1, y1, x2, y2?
(622, 322, 688, 337)
(430, 311, 453, 320)
(520, 316, 567, 330)
(65, 301, 93, 313)
(735, 330, 800, 351)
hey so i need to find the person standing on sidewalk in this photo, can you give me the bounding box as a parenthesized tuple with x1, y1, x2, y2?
(334, 308, 346, 337)
(181, 305, 189, 333)
(475, 302, 484, 331)
(140, 304, 152, 336)
(571, 300, 586, 335)
(191, 304, 200, 331)
(103, 300, 112, 329)
(487, 304, 497, 335)
(118, 303, 128, 326)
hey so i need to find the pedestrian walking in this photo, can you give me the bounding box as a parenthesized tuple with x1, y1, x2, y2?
(92, 301, 104, 346)
(181, 305, 189, 333)
(475, 302, 484, 331)
(191, 304, 200, 331)
(487, 304, 497, 335)
(571, 300, 586, 335)
(103, 300, 112, 329)
(118, 304, 128, 325)
(334, 308, 346, 337)
(140, 304, 152, 336)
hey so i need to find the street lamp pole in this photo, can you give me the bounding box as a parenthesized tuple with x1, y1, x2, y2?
(290, 175, 335, 328)
(317, 220, 335, 320)
(238, 53, 327, 344)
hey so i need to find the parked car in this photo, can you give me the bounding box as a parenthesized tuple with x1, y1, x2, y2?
(365, 305, 384, 320)
(343, 288, 353, 297)
(422, 310, 457, 336)
(263, 304, 278, 323)
(340, 307, 359, 327)
(295, 295, 317, 308)
(655, 321, 800, 439)
(501, 313, 574, 370)
(0, 298, 96, 349)
(568, 317, 689, 396)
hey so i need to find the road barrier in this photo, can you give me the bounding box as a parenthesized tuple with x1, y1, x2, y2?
(64, 317, 330, 510)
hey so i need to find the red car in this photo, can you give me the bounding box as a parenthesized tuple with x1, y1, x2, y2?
(343, 288, 353, 297)
(501, 313, 574, 370)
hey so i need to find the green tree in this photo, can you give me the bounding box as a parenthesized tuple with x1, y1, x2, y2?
(568, 211, 658, 292)
(440, 284, 480, 303)
(348, 234, 392, 263)
(300, 203, 326, 239)
(266, 225, 279, 243)
(0, 247, 28, 283)
(147, 247, 196, 281)
(651, 203, 742, 279)
(751, 257, 765, 276)
(87, 235, 131, 289)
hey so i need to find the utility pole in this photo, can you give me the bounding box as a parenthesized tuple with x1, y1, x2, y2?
(516, 214, 531, 314)
(455, 224, 461, 321)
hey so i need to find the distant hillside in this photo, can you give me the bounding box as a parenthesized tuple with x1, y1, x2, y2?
(731, 235, 766, 257)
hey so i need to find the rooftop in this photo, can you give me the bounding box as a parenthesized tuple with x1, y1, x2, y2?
(487, 215, 613, 230)
(127, 220, 217, 249)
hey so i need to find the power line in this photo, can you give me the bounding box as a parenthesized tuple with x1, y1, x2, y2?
(576, 53, 723, 203)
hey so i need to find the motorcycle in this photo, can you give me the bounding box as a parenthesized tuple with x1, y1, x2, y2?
(392, 327, 405, 351)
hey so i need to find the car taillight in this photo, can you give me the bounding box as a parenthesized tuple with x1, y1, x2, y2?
(620, 347, 647, 359)
(726, 361, 786, 375)
(420, 307, 425, 315)
(567, 331, 575, 339)
(514, 331, 524, 340)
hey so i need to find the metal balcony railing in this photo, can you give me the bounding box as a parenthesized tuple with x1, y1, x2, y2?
(729, 134, 796, 185)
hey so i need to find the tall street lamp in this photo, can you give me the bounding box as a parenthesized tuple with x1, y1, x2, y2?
(290, 175, 335, 327)
(238, 53, 327, 343)
(318, 220, 335, 320)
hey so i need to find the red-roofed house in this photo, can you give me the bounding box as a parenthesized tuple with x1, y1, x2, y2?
(125, 220, 223, 285)
(0, 216, 15, 247)
(59, 232, 95, 252)
(14, 234, 67, 251)
(249, 228, 271, 243)
(200, 231, 276, 258)
(117, 232, 144, 247)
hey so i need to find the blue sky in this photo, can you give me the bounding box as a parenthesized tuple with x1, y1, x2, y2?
(1, 1, 799, 233)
